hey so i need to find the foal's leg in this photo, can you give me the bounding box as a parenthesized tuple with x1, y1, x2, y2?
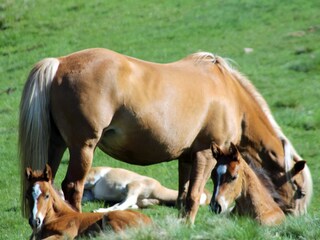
(62, 142, 98, 212)
(95, 181, 143, 212)
(185, 149, 215, 224)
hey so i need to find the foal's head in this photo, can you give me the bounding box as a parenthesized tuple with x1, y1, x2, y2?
(25, 164, 53, 232)
(210, 143, 243, 214)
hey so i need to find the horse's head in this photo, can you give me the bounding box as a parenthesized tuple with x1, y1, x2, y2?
(210, 143, 243, 214)
(25, 164, 53, 233)
(242, 145, 311, 215)
(275, 159, 309, 215)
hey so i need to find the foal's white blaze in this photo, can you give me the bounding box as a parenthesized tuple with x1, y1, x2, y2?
(215, 165, 227, 196)
(217, 164, 227, 175)
(31, 183, 44, 228)
(214, 164, 230, 212)
(32, 184, 41, 218)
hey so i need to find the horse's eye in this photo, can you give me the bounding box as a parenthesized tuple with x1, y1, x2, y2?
(226, 174, 237, 182)
(299, 190, 306, 198)
(45, 193, 49, 199)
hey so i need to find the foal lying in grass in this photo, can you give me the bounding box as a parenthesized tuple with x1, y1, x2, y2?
(83, 166, 211, 212)
(26, 165, 152, 240)
(210, 143, 289, 226)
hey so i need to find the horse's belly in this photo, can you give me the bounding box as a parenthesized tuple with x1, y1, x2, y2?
(97, 127, 185, 165)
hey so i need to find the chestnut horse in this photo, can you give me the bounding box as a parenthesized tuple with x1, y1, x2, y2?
(210, 143, 299, 225)
(26, 164, 152, 239)
(19, 48, 312, 224)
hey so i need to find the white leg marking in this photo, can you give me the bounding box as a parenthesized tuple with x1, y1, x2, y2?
(199, 193, 207, 205)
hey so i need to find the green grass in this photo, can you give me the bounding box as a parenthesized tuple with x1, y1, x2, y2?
(1, 0, 319, 239)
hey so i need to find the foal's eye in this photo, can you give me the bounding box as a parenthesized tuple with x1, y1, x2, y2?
(45, 193, 49, 199)
(225, 174, 237, 183)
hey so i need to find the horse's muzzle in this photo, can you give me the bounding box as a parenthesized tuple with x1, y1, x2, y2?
(210, 201, 222, 214)
(29, 217, 42, 230)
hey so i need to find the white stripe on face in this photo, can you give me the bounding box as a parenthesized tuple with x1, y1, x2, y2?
(218, 196, 229, 212)
(32, 183, 42, 219)
(214, 164, 227, 199)
(216, 164, 227, 176)
(213, 165, 231, 213)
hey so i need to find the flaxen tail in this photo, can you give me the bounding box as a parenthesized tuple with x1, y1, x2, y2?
(19, 58, 60, 217)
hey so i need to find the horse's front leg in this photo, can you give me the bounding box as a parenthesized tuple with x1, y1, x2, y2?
(62, 142, 97, 212)
(177, 158, 192, 216)
(185, 149, 215, 224)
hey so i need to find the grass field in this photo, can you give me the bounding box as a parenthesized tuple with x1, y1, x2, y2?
(0, 0, 319, 239)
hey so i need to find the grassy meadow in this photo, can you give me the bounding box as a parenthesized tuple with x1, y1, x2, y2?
(0, 0, 319, 239)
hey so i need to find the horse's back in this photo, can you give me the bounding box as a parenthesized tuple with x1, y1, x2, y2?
(50, 48, 241, 163)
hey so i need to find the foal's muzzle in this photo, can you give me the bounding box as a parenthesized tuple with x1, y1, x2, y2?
(29, 217, 42, 230)
(210, 201, 222, 214)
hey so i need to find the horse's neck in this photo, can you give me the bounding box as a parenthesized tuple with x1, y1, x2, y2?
(237, 85, 283, 167)
(46, 187, 75, 219)
(238, 160, 280, 217)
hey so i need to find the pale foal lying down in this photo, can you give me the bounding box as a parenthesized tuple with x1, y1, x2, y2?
(83, 167, 211, 212)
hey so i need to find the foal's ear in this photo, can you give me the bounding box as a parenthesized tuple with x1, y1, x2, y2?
(43, 164, 53, 182)
(25, 167, 33, 181)
(211, 143, 223, 159)
(292, 160, 306, 176)
(229, 142, 239, 161)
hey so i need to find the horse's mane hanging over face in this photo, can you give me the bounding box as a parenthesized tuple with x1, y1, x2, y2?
(243, 154, 286, 209)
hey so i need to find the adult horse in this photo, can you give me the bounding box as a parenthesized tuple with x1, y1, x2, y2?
(19, 48, 312, 224)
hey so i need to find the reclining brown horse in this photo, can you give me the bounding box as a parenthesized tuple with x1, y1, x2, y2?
(19, 48, 312, 224)
(26, 164, 152, 240)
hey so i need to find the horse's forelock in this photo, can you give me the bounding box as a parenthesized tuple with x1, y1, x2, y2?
(302, 164, 313, 208)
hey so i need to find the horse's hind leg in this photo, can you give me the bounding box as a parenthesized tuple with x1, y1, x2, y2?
(62, 141, 98, 212)
(48, 124, 66, 180)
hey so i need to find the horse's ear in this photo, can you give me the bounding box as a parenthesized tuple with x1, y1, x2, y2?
(43, 164, 52, 182)
(292, 160, 306, 176)
(25, 167, 33, 181)
(229, 142, 239, 161)
(211, 143, 223, 159)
